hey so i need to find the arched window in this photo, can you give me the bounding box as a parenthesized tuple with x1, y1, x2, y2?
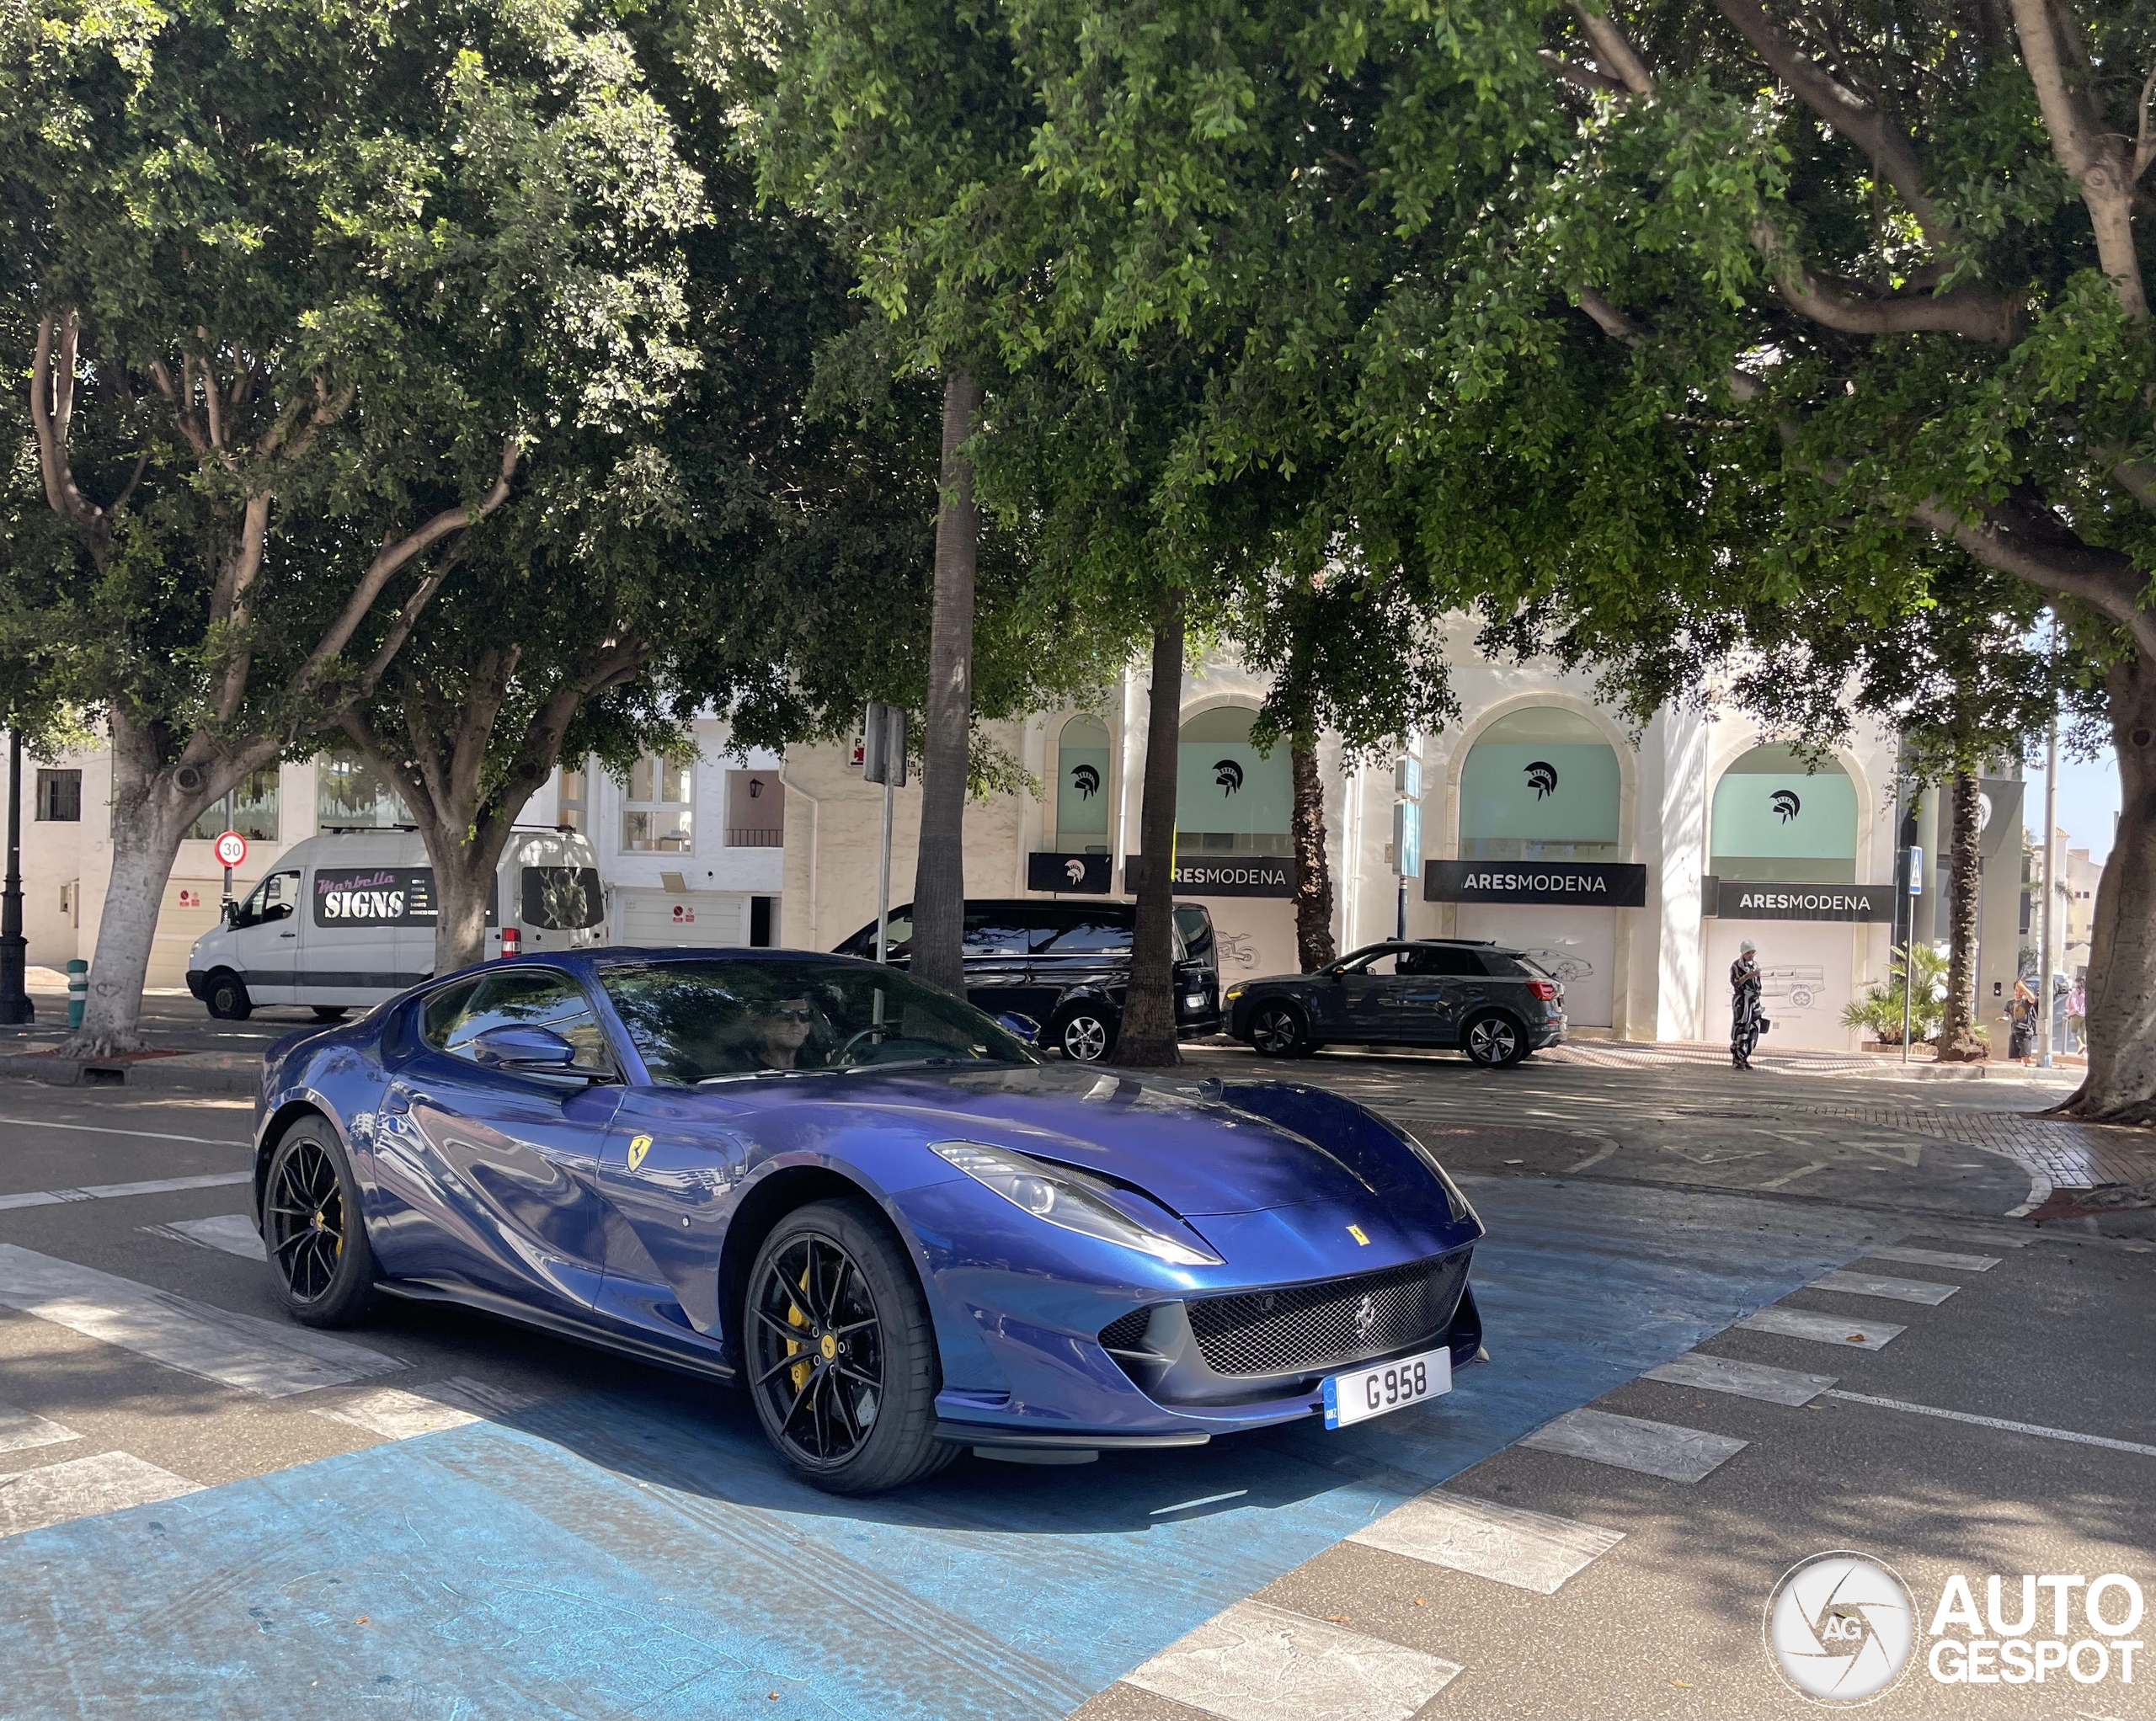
(1054, 716, 1111, 853)
(1710, 744, 1857, 882)
(1459, 708, 1620, 861)
(1177, 706, 1291, 857)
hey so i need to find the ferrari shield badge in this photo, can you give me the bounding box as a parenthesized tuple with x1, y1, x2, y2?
(627, 1134, 653, 1172)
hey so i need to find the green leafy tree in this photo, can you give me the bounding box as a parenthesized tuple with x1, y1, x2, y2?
(1, 0, 704, 1050)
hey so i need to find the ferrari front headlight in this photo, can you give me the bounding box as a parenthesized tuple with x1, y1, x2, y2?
(931, 1140, 1221, 1267)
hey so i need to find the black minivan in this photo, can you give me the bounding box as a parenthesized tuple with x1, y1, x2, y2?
(832, 898, 1223, 1062)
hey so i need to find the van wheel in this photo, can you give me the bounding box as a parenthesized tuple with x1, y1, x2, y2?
(311, 1007, 350, 1023)
(1054, 1007, 1116, 1063)
(204, 971, 252, 1021)
(1462, 1012, 1527, 1068)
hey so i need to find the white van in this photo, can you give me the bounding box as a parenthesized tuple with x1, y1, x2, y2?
(184, 828, 608, 1020)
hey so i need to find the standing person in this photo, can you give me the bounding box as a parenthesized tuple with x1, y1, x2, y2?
(2007, 978, 2037, 1063)
(1730, 940, 1764, 1070)
(2068, 976, 2088, 1054)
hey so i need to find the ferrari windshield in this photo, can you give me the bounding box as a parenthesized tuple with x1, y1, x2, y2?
(598, 958, 1039, 1085)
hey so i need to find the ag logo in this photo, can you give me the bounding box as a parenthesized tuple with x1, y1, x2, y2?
(1070, 763, 1101, 798)
(1772, 788, 1802, 823)
(627, 1134, 653, 1172)
(1524, 760, 1558, 799)
(1064, 858, 1086, 884)
(1214, 759, 1245, 793)
(1764, 1551, 1916, 1705)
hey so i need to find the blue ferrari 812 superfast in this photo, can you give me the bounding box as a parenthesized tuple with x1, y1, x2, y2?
(253, 950, 1486, 1492)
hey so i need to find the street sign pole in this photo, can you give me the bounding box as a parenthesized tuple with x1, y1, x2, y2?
(862, 703, 907, 966)
(2039, 613, 2061, 1068)
(214, 829, 248, 914)
(0, 732, 34, 1025)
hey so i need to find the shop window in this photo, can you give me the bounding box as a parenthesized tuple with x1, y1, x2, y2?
(622, 754, 693, 852)
(1054, 715, 1112, 853)
(318, 751, 411, 829)
(1175, 706, 1291, 858)
(34, 769, 81, 822)
(187, 766, 280, 841)
(724, 769, 784, 846)
(1459, 706, 1621, 863)
(557, 763, 588, 832)
(1710, 743, 1858, 883)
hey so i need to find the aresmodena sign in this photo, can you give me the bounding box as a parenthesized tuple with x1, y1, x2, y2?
(1422, 860, 1647, 908)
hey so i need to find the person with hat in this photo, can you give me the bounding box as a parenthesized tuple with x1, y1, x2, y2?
(1731, 940, 1764, 1069)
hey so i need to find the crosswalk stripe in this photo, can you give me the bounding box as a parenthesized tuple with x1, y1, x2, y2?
(1348, 1489, 1623, 1595)
(1808, 1269, 1958, 1305)
(1123, 1600, 1463, 1721)
(0, 1171, 252, 1212)
(0, 1400, 81, 1456)
(140, 1214, 264, 1260)
(1858, 1244, 1999, 1271)
(1905, 1224, 2034, 1249)
(1737, 1306, 1906, 1349)
(1643, 1351, 1837, 1405)
(315, 1377, 541, 1441)
(0, 1244, 404, 1398)
(0, 1451, 200, 1539)
(1518, 1407, 1748, 1483)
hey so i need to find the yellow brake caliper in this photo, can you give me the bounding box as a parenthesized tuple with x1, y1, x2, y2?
(787, 1263, 813, 1393)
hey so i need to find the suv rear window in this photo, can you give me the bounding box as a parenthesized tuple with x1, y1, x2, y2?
(1172, 905, 1214, 963)
(522, 866, 605, 930)
(1480, 951, 1543, 978)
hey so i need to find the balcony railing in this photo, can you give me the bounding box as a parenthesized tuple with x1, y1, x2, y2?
(726, 826, 784, 848)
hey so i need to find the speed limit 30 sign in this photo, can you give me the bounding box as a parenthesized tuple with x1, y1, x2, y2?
(213, 830, 248, 870)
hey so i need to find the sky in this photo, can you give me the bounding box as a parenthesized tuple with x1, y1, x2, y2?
(2029, 745, 2120, 865)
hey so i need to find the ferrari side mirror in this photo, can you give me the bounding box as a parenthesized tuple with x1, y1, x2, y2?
(471, 1024, 580, 1074)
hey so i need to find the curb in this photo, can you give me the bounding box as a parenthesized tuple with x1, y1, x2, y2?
(0, 1053, 259, 1095)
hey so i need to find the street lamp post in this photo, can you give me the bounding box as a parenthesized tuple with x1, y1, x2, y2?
(0, 731, 35, 1026)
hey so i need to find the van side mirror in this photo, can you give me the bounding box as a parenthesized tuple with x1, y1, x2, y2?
(221, 898, 239, 927)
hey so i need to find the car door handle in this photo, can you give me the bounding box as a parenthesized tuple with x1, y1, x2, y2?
(279, 930, 296, 939)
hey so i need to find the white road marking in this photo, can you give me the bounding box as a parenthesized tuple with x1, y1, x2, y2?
(141, 1214, 264, 1260)
(1907, 1225, 2035, 1249)
(0, 1171, 252, 1212)
(1823, 1392, 2156, 1458)
(1150, 1489, 1249, 1516)
(0, 1400, 81, 1455)
(1518, 1407, 1748, 1483)
(0, 1245, 404, 1398)
(1643, 1351, 1837, 1405)
(314, 1376, 539, 1441)
(0, 1116, 248, 1147)
(1348, 1489, 1623, 1595)
(0, 1451, 200, 1539)
(1737, 1307, 1906, 1349)
(1808, 1269, 1959, 1305)
(1123, 1600, 1463, 1721)
(1859, 1245, 1999, 1271)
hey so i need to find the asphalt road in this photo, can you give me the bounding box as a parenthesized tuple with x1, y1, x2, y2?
(0, 1065, 2147, 1721)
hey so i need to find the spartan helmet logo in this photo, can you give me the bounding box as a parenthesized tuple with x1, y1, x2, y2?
(1070, 763, 1101, 798)
(1524, 759, 1559, 799)
(1065, 858, 1086, 884)
(1771, 788, 1802, 823)
(1214, 759, 1246, 793)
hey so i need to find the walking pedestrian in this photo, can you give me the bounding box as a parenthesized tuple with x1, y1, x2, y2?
(2007, 978, 2037, 1063)
(1730, 940, 1764, 1069)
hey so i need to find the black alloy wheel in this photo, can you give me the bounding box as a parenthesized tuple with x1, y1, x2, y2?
(1249, 1001, 1313, 1058)
(204, 971, 251, 1021)
(1462, 1012, 1526, 1068)
(262, 1119, 376, 1326)
(744, 1200, 951, 1494)
(1055, 1007, 1114, 1063)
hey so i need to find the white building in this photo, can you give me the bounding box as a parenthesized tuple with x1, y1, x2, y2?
(24, 635, 1981, 1052)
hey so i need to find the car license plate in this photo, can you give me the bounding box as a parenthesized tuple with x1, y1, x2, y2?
(1322, 1346, 1452, 1430)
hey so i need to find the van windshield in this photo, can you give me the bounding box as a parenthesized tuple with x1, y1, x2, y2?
(599, 958, 1039, 1084)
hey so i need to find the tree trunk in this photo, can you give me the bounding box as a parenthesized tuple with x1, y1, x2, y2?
(910, 367, 982, 998)
(1935, 768, 1986, 1060)
(1118, 596, 1186, 1067)
(1291, 738, 1336, 972)
(428, 829, 513, 975)
(2061, 651, 2156, 1119)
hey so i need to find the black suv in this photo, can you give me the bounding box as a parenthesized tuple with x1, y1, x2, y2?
(832, 899, 1223, 1062)
(1222, 938, 1566, 1066)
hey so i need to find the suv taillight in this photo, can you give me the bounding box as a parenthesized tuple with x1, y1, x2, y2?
(1528, 979, 1559, 1002)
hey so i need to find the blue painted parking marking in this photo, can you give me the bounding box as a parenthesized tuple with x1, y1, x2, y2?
(0, 1178, 1882, 1718)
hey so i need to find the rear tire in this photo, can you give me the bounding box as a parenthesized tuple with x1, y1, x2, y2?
(204, 970, 252, 1021)
(745, 1199, 953, 1495)
(1462, 1012, 1527, 1068)
(1248, 1002, 1314, 1058)
(262, 1117, 376, 1327)
(1053, 1006, 1116, 1063)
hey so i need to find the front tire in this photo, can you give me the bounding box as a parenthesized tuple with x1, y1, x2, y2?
(262, 1118, 376, 1327)
(1462, 1012, 1528, 1068)
(204, 970, 252, 1021)
(744, 1199, 952, 1495)
(1248, 1001, 1314, 1058)
(1053, 1006, 1116, 1063)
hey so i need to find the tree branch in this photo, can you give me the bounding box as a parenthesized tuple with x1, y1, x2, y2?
(1910, 491, 2156, 656)
(1763, 249, 2019, 339)
(1575, 286, 1766, 400)
(1540, 48, 1629, 99)
(2135, 59, 2156, 180)
(1569, 1, 1655, 95)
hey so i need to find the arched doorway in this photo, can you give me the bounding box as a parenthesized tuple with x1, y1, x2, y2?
(1454, 707, 1623, 1026)
(1174, 706, 1294, 979)
(1707, 744, 1863, 1049)
(1053, 715, 1112, 855)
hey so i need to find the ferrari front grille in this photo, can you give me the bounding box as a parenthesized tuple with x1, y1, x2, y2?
(1184, 1251, 1471, 1377)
